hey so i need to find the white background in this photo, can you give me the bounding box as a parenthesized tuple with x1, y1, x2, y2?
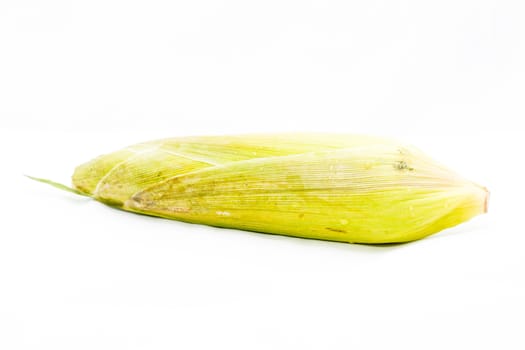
(1, 0, 524, 349)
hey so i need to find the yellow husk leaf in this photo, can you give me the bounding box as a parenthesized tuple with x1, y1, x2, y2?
(70, 133, 487, 244)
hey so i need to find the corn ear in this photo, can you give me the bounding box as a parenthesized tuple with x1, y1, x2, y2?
(40, 134, 488, 244)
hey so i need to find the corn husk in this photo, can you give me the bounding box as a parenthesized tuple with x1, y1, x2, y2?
(34, 134, 488, 244)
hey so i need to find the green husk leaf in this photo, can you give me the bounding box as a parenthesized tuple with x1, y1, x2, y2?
(26, 175, 89, 197)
